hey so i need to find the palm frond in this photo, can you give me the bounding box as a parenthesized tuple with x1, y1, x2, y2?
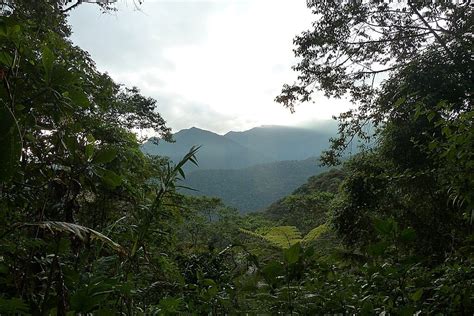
(18, 221, 127, 255)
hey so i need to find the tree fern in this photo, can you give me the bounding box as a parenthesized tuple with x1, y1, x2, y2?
(264, 226, 302, 248)
(240, 225, 328, 249)
(302, 224, 328, 244)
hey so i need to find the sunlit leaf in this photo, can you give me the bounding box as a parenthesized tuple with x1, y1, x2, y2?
(41, 45, 54, 82)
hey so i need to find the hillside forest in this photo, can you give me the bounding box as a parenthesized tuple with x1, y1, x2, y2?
(0, 0, 473, 314)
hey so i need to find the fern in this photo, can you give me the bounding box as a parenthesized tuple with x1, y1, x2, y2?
(302, 224, 329, 244)
(240, 226, 300, 248)
(240, 224, 329, 249)
(265, 226, 302, 248)
(239, 228, 270, 243)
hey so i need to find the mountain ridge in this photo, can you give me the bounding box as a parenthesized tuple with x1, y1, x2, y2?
(142, 123, 337, 170)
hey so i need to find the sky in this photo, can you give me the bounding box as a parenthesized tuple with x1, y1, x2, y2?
(68, 0, 354, 134)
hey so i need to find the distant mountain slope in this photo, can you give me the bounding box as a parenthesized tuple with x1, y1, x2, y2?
(142, 124, 338, 171)
(225, 124, 337, 161)
(180, 158, 327, 213)
(141, 127, 273, 170)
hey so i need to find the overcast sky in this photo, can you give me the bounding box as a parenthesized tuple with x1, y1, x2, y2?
(68, 0, 353, 134)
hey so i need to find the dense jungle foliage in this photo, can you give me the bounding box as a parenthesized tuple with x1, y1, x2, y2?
(0, 0, 473, 314)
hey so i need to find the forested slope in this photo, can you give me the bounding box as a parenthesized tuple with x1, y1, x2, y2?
(263, 169, 345, 232)
(182, 158, 327, 212)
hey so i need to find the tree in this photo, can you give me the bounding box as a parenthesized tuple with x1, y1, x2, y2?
(276, 1, 472, 162)
(0, 2, 186, 313)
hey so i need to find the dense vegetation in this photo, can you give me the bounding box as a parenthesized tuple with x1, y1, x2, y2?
(182, 157, 327, 213)
(0, 0, 472, 314)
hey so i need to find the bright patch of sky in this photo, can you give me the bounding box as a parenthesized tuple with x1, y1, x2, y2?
(69, 0, 354, 134)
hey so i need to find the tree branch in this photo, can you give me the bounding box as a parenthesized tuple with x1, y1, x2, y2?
(61, 0, 82, 13)
(409, 3, 455, 60)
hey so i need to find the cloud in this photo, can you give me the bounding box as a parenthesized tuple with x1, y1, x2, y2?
(69, 0, 355, 134)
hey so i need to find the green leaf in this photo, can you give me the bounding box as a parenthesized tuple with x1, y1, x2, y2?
(368, 241, 389, 256)
(326, 270, 335, 281)
(202, 278, 217, 287)
(68, 89, 90, 108)
(0, 106, 22, 182)
(400, 227, 416, 243)
(0, 51, 13, 66)
(0, 297, 29, 314)
(41, 45, 54, 82)
(394, 96, 406, 107)
(373, 218, 395, 236)
(399, 306, 415, 316)
(427, 111, 436, 122)
(85, 144, 94, 160)
(158, 297, 181, 313)
(93, 148, 118, 164)
(303, 223, 328, 243)
(0, 263, 8, 274)
(6, 24, 20, 38)
(98, 169, 122, 188)
(265, 226, 302, 248)
(410, 288, 423, 302)
(283, 242, 301, 264)
(262, 260, 284, 284)
(86, 133, 95, 143)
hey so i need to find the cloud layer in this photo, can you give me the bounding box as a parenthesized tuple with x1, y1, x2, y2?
(69, 0, 353, 134)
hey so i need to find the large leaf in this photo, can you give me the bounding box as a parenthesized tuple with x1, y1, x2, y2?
(41, 45, 54, 82)
(18, 221, 127, 255)
(264, 226, 302, 249)
(239, 226, 303, 249)
(373, 217, 396, 236)
(67, 89, 90, 108)
(0, 105, 21, 182)
(97, 168, 122, 188)
(0, 51, 13, 66)
(303, 223, 329, 244)
(283, 242, 301, 264)
(400, 227, 417, 243)
(93, 148, 118, 164)
(0, 297, 29, 314)
(262, 260, 284, 284)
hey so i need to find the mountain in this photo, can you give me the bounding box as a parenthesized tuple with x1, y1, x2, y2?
(142, 124, 340, 212)
(142, 124, 337, 170)
(225, 124, 337, 161)
(180, 158, 327, 213)
(141, 127, 273, 170)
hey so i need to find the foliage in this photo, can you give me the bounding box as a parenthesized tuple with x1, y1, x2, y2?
(240, 224, 328, 249)
(183, 157, 327, 213)
(264, 169, 343, 233)
(0, 0, 472, 314)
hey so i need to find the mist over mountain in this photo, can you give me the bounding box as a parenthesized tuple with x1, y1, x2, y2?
(225, 123, 337, 161)
(141, 127, 273, 170)
(142, 124, 337, 170)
